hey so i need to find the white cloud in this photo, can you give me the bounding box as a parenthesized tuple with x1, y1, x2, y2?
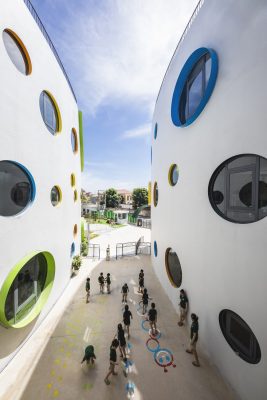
(81, 169, 142, 193)
(55, 0, 198, 115)
(121, 123, 151, 139)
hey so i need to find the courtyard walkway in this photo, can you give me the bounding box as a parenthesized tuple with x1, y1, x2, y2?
(21, 254, 239, 400)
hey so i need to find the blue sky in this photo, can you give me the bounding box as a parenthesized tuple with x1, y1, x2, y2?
(30, 0, 197, 193)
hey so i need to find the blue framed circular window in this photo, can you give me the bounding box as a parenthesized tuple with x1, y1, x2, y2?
(71, 242, 75, 257)
(171, 47, 218, 127)
(154, 241, 158, 257)
(154, 123, 158, 139)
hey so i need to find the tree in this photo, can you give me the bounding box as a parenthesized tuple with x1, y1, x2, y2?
(132, 188, 148, 209)
(105, 188, 120, 208)
(81, 189, 90, 203)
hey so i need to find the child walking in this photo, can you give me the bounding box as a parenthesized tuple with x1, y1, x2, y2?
(98, 272, 104, 294)
(116, 323, 127, 360)
(81, 345, 96, 365)
(123, 305, 133, 338)
(85, 277, 90, 303)
(121, 283, 129, 303)
(138, 269, 144, 293)
(148, 302, 157, 336)
(142, 288, 151, 315)
(104, 339, 119, 385)
(106, 273, 111, 294)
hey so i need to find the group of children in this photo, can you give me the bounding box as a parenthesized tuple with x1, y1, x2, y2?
(84, 272, 112, 303)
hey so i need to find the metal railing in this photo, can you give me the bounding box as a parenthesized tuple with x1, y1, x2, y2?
(116, 240, 151, 259)
(87, 244, 100, 260)
(156, 0, 205, 103)
(23, 0, 77, 103)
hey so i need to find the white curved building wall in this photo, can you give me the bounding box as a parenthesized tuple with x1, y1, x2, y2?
(152, 1, 267, 399)
(0, 0, 81, 371)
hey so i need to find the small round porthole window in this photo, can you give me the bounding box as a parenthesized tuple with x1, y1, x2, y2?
(39, 91, 61, 135)
(209, 154, 267, 223)
(71, 242, 75, 256)
(153, 182, 158, 207)
(165, 248, 182, 287)
(74, 190, 78, 202)
(154, 241, 158, 257)
(0, 251, 55, 328)
(154, 123, 158, 140)
(0, 160, 35, 216)
(51, 186, 62, 207)
(73, 224, 78, 237)
(169, 164, 179, 186)
(3, 29, 32, 75)
(171, 47, 218, 127)
(219, 309, 261, 364)
(71, 128, 78, 153)
(71, 173, 76, 187)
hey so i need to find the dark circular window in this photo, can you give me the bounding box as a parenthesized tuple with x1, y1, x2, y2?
(169, 164, 179, 186)
(153, 182, 158, 207)
(3, 29, 32, 75)
(0, 160, 35, 216)
(51, 186, 62, 206)
(209, 154, 267, 223)
(154, 241, 158, 257)
(219, 310, 261, 364)
(171, 47, 218, 127)
(165, 248, 182, 287)
(154, 123, 158, 139)
(71, 242, 75, 256)
(39, 91, 61, 135)
(5, 253, 47, 324)
(71, 128, 78, 153)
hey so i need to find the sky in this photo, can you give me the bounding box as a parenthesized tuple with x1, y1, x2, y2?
(30, 0, 198, 193)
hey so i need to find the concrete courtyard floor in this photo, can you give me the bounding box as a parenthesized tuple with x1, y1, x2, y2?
(21, 254, 239, 400)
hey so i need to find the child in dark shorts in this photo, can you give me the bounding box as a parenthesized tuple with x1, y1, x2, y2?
(81, 345, 96, 365)
(85, 277, 90, 303)
(98, 272, 104, 294)
(123, 304, 133, 338)
(148, 302, 157, 336)
(116, 323, 127, 360)
(106, 273, 111, 294)
(138, 269, 144, 293)
(104, 339, 119, 385)
(142, 288, 151, 314)
(121, 283, 129, 303)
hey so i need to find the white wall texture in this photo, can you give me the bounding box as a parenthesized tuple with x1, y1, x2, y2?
(152, 1, 267, 399)
(0, 0, 81, 371)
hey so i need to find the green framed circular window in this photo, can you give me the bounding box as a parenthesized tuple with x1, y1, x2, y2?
(74, 189, 78, 202)
(168, 164, 179, 186)
(0, 251, 55, 328)
(71, 173, 76, 187)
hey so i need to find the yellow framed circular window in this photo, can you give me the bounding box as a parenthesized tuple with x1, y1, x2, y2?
(51, 185, 62, 206)
(71, 173, 76, 187)
(73, 224, 78, 237)
(153, 182, 158, 207)
(3, 29, 32, 75)
(74, 189, 78, 202)
(71, 128, 78, 153)
(39, 91, 62, 135)
(168, 164, 179, 186)
(165, 247, 182, 288)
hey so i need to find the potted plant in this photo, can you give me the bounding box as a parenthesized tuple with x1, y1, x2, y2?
(72, 255, 82, 276)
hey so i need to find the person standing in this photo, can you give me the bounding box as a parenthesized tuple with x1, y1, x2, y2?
(138, 269, 144, 293)
(148, 302, 157, 336)
(178, 289, 188, 326)
(98, 272, 104, 294)
(106, 273, 111, 294)
(116, 323, 127, 360)
(123, 305, 133, 338)
(142, 288, 151, 315)
(104, 339, 119, 385)
(121, 283, 129, 303)
(186, 313, 200, 367)
(85, 277, 90, 303)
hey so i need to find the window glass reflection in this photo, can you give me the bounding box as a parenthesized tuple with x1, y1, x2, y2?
(3, 30, 27, 74)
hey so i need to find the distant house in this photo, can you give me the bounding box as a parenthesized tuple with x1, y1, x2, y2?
(117, 189, 132, 207)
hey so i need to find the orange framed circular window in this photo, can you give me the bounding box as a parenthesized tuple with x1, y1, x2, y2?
(165, 247, 182, 288)
(71, 128, 78, 154)
(71, 173, 76, 187)
(3, 29, 32, 75)
(73, 224, 78, 237)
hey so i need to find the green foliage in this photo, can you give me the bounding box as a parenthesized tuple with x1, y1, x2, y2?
(72, 255, 82, 270)
(132, 188, 148, 209)
(81, 238, 89, 256)
(105, 188, 120, 208)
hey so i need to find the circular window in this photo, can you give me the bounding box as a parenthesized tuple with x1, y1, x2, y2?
(154, 123, 158, 140)
(51, 186, 62, 206)
(209, 154, 267, 223)
(71, 242, 75, 256)
(154, 241, 158, 257)
(71, 128, 78, 153)
(169, 164, 179, 186)
(3, 29, 32, 75)
(74, 189, 78, 202)
(39, 91, 62, 135)
(151, 147, 152, 164)
(73, 224, 78, 237)
(0, 160, 35, 216)
(71, 173, 76, 187)
(0, 251, 55, 328)
(171, 47, 218, 127)
(153, 182, 158, 207)
(219, 310, 261, 364)
(165, 248, 182, 287)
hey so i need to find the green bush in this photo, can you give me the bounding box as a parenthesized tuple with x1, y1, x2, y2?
(72, 255, 82, 270)
(81, 239, 89, 256)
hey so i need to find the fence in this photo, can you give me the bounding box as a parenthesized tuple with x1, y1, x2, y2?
(87, 244, 100, 259)
(116, 239, 151, 259)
